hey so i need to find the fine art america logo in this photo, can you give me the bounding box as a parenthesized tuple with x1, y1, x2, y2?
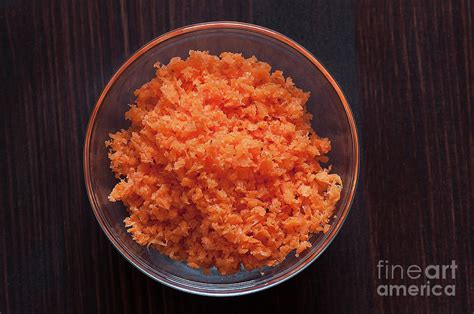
(377, 260, 457, 297)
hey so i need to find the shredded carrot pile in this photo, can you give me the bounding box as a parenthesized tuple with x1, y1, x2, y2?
(106, 51, 342, 274)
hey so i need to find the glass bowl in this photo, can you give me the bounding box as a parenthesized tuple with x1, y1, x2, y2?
(83, 22, 359, 296)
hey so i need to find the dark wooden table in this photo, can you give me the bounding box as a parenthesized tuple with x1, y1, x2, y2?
(1, 1, 472, 313)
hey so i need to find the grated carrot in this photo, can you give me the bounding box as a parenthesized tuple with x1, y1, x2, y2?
(106, 51, 342, 274)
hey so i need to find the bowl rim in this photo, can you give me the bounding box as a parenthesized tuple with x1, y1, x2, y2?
(83, 21, 359, 297)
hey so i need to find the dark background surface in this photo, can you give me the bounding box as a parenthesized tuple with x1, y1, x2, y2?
(0, 0, 472, 313)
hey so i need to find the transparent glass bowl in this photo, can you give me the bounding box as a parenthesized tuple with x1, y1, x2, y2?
(84, 22, 359, 296)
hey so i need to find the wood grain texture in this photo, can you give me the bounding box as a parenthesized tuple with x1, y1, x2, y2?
(356, 0, 473, 313)
(0, 0, 471, 313)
